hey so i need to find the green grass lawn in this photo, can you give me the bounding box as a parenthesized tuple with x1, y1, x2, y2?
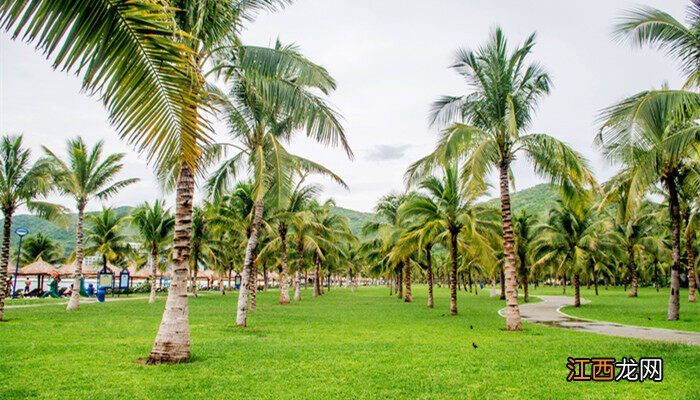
(530, 285, 700, 332)
(1, 286, 698, 399)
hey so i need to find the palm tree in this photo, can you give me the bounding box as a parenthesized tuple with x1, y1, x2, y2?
(407, 28, 594, 329)
(397, 220, 441, 308)
(17, 232, 64, 265)
(43, 137, 137, 311)
(402, 164, 500, 315)
(513, 211, 537, 302)
(84, 207, 130, 276)
(131, 200, 174, 303)
(598, 87, 700, 320)
(680, 173, 699, 302)
(532, 197, 618, 307)
(206, 40, 351, 327)
(189, 205, 214, 298)
(0, 135, 63, 320)
(615, 1, 700, 88)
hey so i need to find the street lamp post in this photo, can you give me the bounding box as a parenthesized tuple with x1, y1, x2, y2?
(11, 228, 29, 299)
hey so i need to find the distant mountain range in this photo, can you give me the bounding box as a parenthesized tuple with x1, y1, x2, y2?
(3, 184, 559, 256)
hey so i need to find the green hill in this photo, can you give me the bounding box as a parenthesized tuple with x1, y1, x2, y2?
(481, 183, 559, 217)
(2, 185, 559, 254)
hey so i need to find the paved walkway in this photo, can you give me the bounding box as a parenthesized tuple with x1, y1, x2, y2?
(499, 295, 700, 346)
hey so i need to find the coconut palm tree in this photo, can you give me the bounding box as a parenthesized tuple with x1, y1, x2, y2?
(84, 207, 130, 276)
(407, 28, 594, 330)
(615, 1, 700, 88)
(309, 199, 354, 296)
(532, 197, 618, 307)
(598, 87, 700, 319)
(206, 40, 351, 327)
(17, 232, 64, 265)
(189, 205, 214, 298)
(0, 135, 64, 320)
(401, 164, 500, 315)
(131, 200, 174, 303)
(43, 137, 137, 311)
(513, 211, 537, 302)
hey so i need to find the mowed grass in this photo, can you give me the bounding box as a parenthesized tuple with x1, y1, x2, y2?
(1, 286, 698, 399)
(530, 285, 700, 332)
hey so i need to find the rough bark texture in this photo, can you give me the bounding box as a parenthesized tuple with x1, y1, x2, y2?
(149, 250, 158, 304)
(686, 228, 696, 303)
(426, 244, 434, 309)
(499, 161, 522, 330)
(573, 273, 581, 307)
(263, 263, 268, 292)
(278, 224, 290, 304)
(0, 211, 13, 320)
(249, 251, 257, 312)
(148, 165, 193, 363)
(313, 253, 320, 297)
(628, 243, 638, 297)
(499, 269, 506, 300)
(449, 231, 458, 316)
(236, 198, 264, 327)
(66, 203, 86, 311)
(294, 240, 303, 301)
(397, 268, 403, 299)
(667, 178, 681, 320)
(404, 261, 412, 303)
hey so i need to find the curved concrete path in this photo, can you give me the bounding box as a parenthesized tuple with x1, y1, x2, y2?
(499, 295, 700, 346)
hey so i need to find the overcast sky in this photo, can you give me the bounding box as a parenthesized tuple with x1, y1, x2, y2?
(0, 0, 687, 213)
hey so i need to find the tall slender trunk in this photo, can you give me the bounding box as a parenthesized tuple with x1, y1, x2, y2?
(404, 260, 412, 303)
(628, 242, 638, 297)
(468, 266, 473, 293)
(0, 209, 14, 320)
(279, 224, 290, 305)
(397, 268, 403, 299)
(573, 273, 581, 307)
(191, 248, 199, 298)
(294, 240, 302, 301)
(66, 203, 86, 311)
(236, 198, 264, 327)
(249, 250, 257, 312)
(326, 272, 331, 292)
(263, 263, 268, 292)
(499, 161, 522, 330)
(148, 165, 194, 363)
(666, 178, 681, 320)
(149, 249, 158, 304)
(686, 227, 696, 303)
(594, 272, 599, 296)
(313, 253, 320, 297)
(499, 269, 506, 300)
(523, 269, 529, 303)
(449, 230, 458, 316)
(426, 244, 434, 308)
(654, 262, 659, 292)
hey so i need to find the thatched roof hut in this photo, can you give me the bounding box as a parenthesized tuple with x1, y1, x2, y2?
(18, 257, 58, 276)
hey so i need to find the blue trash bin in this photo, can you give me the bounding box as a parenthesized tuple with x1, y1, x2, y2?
(97, 286, 107, 302)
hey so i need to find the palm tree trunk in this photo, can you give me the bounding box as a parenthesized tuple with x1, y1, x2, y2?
(499, 161, 522, 330)
(0, 209, 14, 321)
(404, 260, 412, 303)
(628, 243, 638, 297)
(294, 240, 303, 301)
(594, 272, 599, 296)
(313, 253, 320, 297)
(426, 244, 434, 308)
(149, 249, 158, 304)
(279, 225, 290, 305)
(397, 268, 403, 299)
(523, 269, 529, 302)
(66, 203, 86, 311)
(573, 272, 581, 307)
(499, 269, 506, 300)
(326, 272, 331, 292)
(236, 197, 264, 327)
(191, 248, 199, 298)
(249, 250, 258, 312)
(148, 165, 194, 363)
(263, 263, 268, 292)
(449, 231, 458, 316)
(654, 262, 659, 292)
(666, 178, 681, 320)
(686, 228, 696, 303)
